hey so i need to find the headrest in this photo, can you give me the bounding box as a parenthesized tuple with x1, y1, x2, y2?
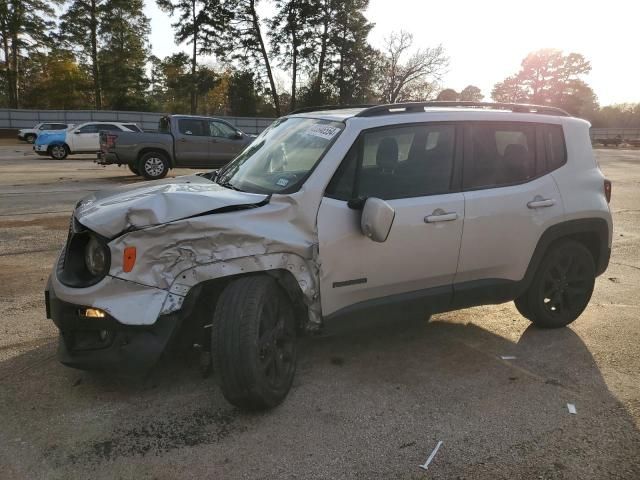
(503, 143, 529, 161)
(376, 137, 399, 170)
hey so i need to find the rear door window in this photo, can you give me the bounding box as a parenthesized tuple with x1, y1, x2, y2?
(99, 124, 122, 132)
(77, 124, 99, 134)
(178, 119, 207, 136)
(464, 123, 536, 189)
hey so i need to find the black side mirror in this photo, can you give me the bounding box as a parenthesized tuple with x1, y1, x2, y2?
(347, 197, 367, 210)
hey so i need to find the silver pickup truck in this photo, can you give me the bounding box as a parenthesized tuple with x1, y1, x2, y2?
(97, 114, 256, 180)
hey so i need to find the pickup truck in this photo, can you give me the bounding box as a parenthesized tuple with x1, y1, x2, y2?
(98, 114, 256, 180)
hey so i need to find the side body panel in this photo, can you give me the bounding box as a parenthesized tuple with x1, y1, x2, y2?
(317, 194, 464, 316)
(456, 176, 564, 283)
(551, 120, 612, 247)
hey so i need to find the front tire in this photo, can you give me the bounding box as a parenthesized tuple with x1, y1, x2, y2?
(128, 164, 140, 175)
(139, 152, 169, 180)
(49, 144, 68, 160)
(25, 134, 36, 144)
(212, 276, 297, 410)
(515, 240, 595, 328)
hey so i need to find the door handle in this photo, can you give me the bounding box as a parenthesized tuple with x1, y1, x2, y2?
(527, 197, 555, 209)
(178, 138, 187, 143)
(424, 210, 458, 223)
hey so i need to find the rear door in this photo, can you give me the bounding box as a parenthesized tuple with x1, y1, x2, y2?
(174, 118, 210, 166)
(317, 122, 465, 316)
(454, 122, 564, 292)
(71, 124, 100, 152)
(208, 120, 246, 165)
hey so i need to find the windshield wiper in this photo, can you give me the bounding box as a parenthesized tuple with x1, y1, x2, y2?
(217, 179, 244, 192)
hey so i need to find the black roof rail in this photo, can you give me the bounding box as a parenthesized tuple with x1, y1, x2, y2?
(288, 104, 376, 115)
(355, 101, 571, 118)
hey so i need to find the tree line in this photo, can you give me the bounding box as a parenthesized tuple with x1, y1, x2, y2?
(0, 0, 634, 126)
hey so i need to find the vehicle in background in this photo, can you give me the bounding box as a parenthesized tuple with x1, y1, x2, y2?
(97, 114, 256, 180)
(33, 122, 139, 160)
(18, 123, 73, 144)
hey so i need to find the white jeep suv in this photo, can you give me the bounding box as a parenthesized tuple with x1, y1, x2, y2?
(45, 102, 612, 409)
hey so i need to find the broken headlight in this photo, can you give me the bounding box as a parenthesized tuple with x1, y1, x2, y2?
(58, 219, 111, 287)
(85, 235, 108, 277)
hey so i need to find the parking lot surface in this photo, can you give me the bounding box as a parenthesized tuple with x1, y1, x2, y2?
(0, 145, 638, 479)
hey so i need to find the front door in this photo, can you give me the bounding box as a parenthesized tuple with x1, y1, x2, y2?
(317, 123, 465, 317)
(174, 118, 210, 166)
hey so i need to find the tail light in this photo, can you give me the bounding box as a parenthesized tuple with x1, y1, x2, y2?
(604, 179, 612, 203)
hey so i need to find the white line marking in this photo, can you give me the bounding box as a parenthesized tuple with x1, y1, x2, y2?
(500, 355, 517, 360)
(567, 403, 577, 414)
(419, 440, 443, 471)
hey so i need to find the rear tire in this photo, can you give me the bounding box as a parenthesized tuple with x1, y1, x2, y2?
(139, 151, 169, 180)
(212, 276, 297, 410)
(515, 240, 595, 328)
(128, 164, 140, 175)
(49, 144, 68, 160)
(25, 134, 36, 144)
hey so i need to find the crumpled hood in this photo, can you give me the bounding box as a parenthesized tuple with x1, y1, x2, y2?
(75, 175, 269, 238)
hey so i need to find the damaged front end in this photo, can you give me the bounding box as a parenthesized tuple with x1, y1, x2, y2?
(46, 175, 322, 374)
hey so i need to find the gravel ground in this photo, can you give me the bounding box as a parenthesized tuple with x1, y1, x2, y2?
(0, 145, 638, 479)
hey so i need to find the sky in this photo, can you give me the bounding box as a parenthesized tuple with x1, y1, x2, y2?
(145, 0, 639, 106)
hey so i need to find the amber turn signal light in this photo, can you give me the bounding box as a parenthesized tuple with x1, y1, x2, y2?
(82, 308, 105, 318)
(123, 246, 136, 272)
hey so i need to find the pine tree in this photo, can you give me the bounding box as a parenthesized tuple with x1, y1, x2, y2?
(98, 0, 151, 110)
(269, 0, 316, 111)
(157, 0, 230, 114)
(59, 0, 105, 109)
(225, 0, 281, 116)
(0, 0, 61, 108)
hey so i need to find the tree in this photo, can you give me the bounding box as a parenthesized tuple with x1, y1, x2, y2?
(157, 0, 230, 114)
(225, 0, 281, 116)
(460, 85, 483, 102)
(491, 75, 528, 103)
(149, 53, 191, 113)
(269, 0, 317, 111)
(328, 0, 378, 105)
(98, 0, 151, 110)
(491, 49, 598, 115)
(436, 88, 458, 101)
(0, 0, 62, 108)
(379, 30, 448, 103)
(227, 70, 259, 116)
(59, 0, 105, 109)
(20, 49, 92, 109)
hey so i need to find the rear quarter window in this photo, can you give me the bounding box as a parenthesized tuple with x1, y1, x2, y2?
(544, 125, 567, 172)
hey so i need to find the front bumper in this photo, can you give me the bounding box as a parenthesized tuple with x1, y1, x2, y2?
(46, 285, 181, 374)
(33, 144, 48, 153)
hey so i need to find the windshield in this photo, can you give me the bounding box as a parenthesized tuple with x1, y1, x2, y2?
(216, 117, 344, 194)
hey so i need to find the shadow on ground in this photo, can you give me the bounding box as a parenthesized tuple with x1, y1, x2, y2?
(0, 312, 638, 479)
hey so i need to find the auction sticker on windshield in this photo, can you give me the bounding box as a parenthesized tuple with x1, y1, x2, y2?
(305, 124, 342, 140)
